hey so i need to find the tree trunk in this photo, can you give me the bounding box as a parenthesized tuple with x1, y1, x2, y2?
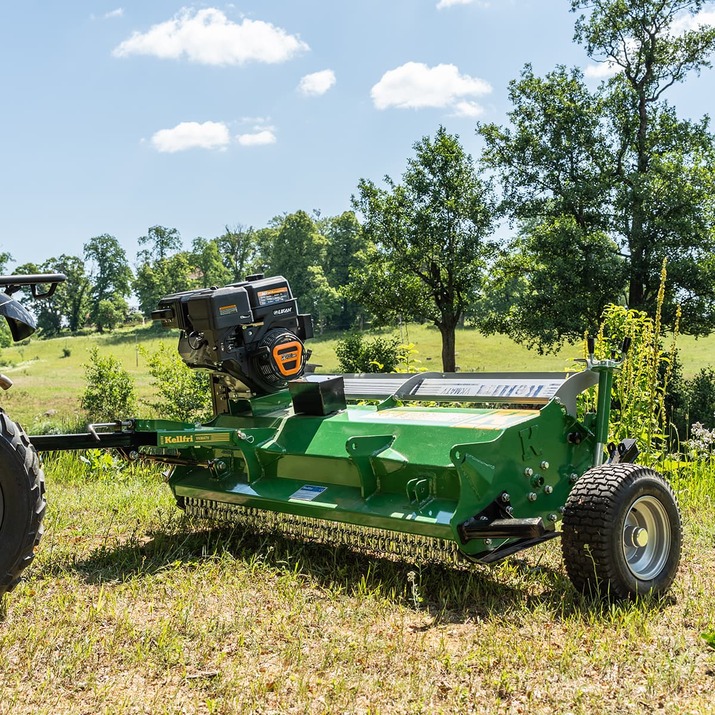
(438, 321, 458, 372)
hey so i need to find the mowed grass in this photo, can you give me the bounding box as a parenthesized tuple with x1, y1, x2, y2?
(1, 455, 714, 714)
(1, 325, 714, 713)
(2, 323, 713, 427)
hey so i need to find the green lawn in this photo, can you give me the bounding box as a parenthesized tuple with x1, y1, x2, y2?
(0, 455, 713, 714)
(1, 323, 712, 427)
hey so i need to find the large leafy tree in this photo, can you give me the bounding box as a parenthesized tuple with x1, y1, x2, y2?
(191, 237, 232, 288)
(352, 126, 496, 372)
(320, 211, 368, 330)
(268, 211, 331, 326)
(134, 252, 196, 317)
(84, 234, 133, 332)
(14, 255, 91, 335)
(215, 225, 263, 282)
(137, 225, 182, 263)
(133, 226, 196, 317)
(479, 0, 715, 347)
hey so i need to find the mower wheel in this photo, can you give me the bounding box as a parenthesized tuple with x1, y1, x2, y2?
(561, 463, 681, 599)
(0, 410, 46, 595)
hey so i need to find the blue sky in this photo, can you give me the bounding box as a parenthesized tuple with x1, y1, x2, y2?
(2, 1, 714, 270)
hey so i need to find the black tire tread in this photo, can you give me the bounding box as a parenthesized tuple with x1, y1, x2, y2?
(561, 462, 681, 599)
(0, 409, 46, 595)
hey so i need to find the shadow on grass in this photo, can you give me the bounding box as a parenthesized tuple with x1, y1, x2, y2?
(63, 517, 673, 624)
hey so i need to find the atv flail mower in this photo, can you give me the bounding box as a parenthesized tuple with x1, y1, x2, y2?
(1, 273, 682, 600)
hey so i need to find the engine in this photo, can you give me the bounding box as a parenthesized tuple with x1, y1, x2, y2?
(152, 274, 313, 396)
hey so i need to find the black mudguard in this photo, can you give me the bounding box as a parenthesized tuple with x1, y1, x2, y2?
(0, 294, 36, 341)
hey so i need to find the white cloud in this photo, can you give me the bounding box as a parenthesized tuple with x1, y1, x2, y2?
(371, 62, 491, 112)
(584, 60, 619, 79)
(451, 100, 485, 118)
(237, 129, 277, 146)
(151, 121, 231, 152)
(298, 69, 336, 96)
(113, 8, 309, 65)
(671, 8, 715, 34)
(437, 0, 490, 9)
(104, 8, 124, 19)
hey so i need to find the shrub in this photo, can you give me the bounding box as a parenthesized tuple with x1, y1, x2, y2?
(81, 347, 137, 421)
(686, 367, 715, 430)
(335, 333, 404, 373)
(142, 342, 212, 423)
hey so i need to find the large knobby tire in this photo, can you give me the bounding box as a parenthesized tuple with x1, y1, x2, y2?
(0, 410, 46, 595)
(562, 463, 682, 599)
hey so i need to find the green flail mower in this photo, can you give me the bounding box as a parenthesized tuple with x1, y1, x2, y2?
(1, 273, 682, 600)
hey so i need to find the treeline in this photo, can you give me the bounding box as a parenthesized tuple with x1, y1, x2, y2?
(7, 0, 715, 374)
(7, 212, 369, 338)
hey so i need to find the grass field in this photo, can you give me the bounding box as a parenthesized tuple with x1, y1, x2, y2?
(1, 455, 714, 714)
(1, 323, 713, 428)
(1, 326, 714, 713)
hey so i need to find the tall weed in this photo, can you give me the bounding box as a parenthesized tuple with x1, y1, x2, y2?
(585, 261, 678, 462)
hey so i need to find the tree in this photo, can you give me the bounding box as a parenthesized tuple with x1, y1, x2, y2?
(479, 218, 628, 352)
(84, 234, 133, 332)
(352, 126, 496, 372)
(134, 252, 196, 317)
(191, 237, 232, 288)
(137, 225, 182, 263)
(12, 256, 91, 336)
(134, 226, 195, 317)
(215, 225, 263, 282)
(480, 0, 715, 347)
(268, 211, 331, 326)
(321, 212, 368, 330)
(0, 252, 12, 274)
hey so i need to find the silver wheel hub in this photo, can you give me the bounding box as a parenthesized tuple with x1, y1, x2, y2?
(622, 495, 671, 581)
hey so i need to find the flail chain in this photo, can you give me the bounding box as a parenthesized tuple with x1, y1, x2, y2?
(183, 497, 464, 565)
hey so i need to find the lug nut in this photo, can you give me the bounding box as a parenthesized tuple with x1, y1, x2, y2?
(501, 493, 511, 503)
(548, 513, 558, 522)
(540, 461, 550, 470)
(544, 485, 553, 495)
(524, 467, 534, 478)
(528, 492, 537, 502)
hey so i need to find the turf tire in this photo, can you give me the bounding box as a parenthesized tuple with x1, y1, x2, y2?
(0, 410, 46, 595)
(561, 463, 681, 599)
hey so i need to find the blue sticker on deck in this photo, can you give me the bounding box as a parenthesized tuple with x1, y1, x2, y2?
(290, 485, 328, 501)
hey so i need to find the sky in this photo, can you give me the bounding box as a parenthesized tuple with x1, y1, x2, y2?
(2, 0, 715, 271)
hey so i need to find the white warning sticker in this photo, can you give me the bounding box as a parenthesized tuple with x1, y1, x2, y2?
(289, 485, 327, 501)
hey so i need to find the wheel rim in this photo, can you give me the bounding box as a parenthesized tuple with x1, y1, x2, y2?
(622, 495, 671, 581)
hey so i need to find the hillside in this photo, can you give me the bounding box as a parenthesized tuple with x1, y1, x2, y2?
(0, 323, 712, 428)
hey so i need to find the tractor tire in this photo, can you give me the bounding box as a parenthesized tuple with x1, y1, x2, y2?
(0, 410, 46, 595)
(561, 462, 681, 599)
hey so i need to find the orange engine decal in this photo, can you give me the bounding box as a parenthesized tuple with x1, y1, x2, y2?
(273, 340, 303, 377)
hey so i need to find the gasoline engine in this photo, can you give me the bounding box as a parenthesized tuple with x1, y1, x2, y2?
(151, 274, 313, 396)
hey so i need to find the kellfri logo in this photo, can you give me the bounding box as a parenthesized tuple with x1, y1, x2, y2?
(163, 435, 194, 445)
